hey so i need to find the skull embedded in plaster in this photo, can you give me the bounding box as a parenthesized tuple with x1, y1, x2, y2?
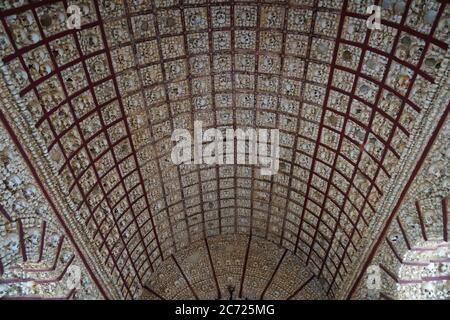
(22, 183, 37, 198)
(28, 228, 41, 246)
(13, 196, 28, 211)
(0, 148, 15, 167)
(48, 234, 60, 247)
(3, 233, 20, 253)
(0, 284, 10, 298)
(437, 263, 449, 274)
(60, 251, 72, 263)
(21, 281, 37, 295)
(435, 246, 449, 258)
(35, 207, 46, 216)
(6, 175, 22, 189)
(421, 282, 436, 299)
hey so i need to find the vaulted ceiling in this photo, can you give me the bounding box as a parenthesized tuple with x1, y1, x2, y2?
(0, 0, 449, 300)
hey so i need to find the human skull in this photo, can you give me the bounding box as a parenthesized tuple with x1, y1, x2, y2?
(3, 233, 20, 253)
(6, 175, 22, 189)
(28, 228, 41, 246)
(22, 184, 37, 198)
(11, 195, 27, 211)
(48, 234, 60, 247)
(0, 284, 10, 298)
(421, 282, 436, 299)
(60, 251, 72, 263)
(21, 281, 37, 295)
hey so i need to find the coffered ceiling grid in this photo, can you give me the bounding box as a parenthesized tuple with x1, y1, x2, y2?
(267, 0, 292, 242)
(1, 1, 158, 298)
(91, 1, 158, 291)
(280, 0, 316, 253)
(47, 1, 147, 296)
(349, 112, 449, 299)
(324, 1, 446, 295)
(0, 0, 448, 299)
(178, 0, 201, 243)
(324, 1, 445, 296)
(314, 0, 405, 293)
(0, 8, 137, 297)
(206, 1, 225, 239)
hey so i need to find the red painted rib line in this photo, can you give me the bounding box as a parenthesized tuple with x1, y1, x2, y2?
(422, 275, 450, 282)
(260, 249, 287, 300)
(0, 110, 109, 299)
(379, 264, 399, 283)
(347, 102, 450, 299)
(0, 203, 12, 222)
(52, 236, 65, 271)
(239, 234, 252, 298)
(205, 238, 221, 299)
(229, 0, 238, 236)
(442, 197, 448, 242)
(415, 201, 428, 241)
(38, 221, 46, 263)
(379, 292, 394, 300)
(143, 285, 166, 300)
(0, 255, 74, 285)
(17, 219, 27, 262)
(23, 235, 63, 273)
(55, 255, 75, 281)
(172, 255, 199, 300)
(386, 239, 403, 264)
(287, 275, 315, 300)
(66, 288, 77, 300)
(430, 258, 450, 264)
(402, 261, 429, 267)
(397, 217, 411, 250)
